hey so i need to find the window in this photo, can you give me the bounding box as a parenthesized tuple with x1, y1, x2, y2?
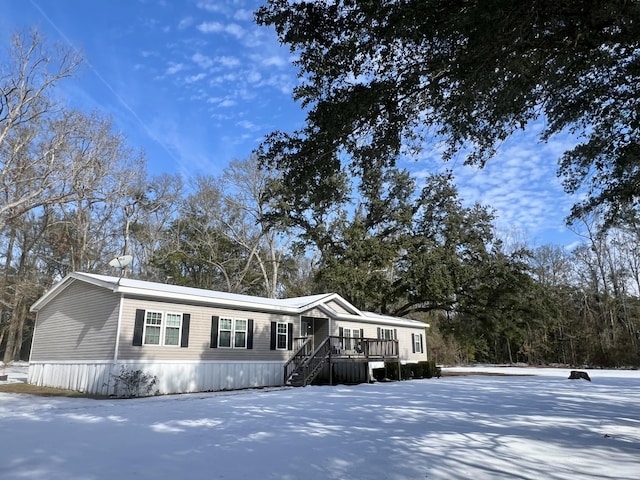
(270, 321, 292, 351)
(352, 329, 361, 352)
(276, 322, 288, 349)
(219, 318, 233, 348)
(380, 328, 395, 340)
(142, 311, 183, 346)
(218, 317, 248, 348)
(343, 328, 352, 350)
(234, 319, 247, 348)
(144, 311, 162, 345)
(165, 313, 182, 346)
(413, 333, 424, 354)
(133, 309, 189, 348)
(414, 334, 421, 353)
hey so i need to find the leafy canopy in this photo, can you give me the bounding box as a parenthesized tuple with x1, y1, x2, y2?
(256, 0, 640, 223)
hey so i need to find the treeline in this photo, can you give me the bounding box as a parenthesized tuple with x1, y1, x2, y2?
(1, 30, 639, 367)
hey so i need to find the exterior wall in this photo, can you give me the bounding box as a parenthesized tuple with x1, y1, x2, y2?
(324, 300, 352, 315)
(28, 360, 283, 396)
(117, 297, 300, 362)
(300, 307, 327, 319)
(30, 281, 120, 362)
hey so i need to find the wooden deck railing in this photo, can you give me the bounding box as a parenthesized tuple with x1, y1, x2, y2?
(329, 336, 399, 359)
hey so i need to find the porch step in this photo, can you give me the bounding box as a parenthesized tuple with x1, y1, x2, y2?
(288, 373, 304, 387)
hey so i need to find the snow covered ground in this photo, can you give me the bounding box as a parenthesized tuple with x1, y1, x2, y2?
(1, 366, 639, 479)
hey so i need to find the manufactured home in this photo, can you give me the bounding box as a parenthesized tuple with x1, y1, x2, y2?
(28, 272, 429, 395)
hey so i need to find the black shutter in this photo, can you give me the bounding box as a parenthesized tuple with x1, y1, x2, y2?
(287, 323, 293, 350)
(270, 321, 277, 350)
(339, 327, 344, 338)
(394, 329, 398, 340)
(247, 319, 254, 349)
(420, 334, 424, 354)
(412, 334, 416, 353)
(132, 309, 145, 346)
(360, 328, 364, 339)
(210, 316, 219, 348)
(377, 327, 381, 338)
(181, 314, 190, 348)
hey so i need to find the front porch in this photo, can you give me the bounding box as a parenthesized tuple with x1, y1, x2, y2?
(284, 336, 400, 387)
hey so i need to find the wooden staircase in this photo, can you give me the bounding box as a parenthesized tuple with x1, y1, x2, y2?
(284, 336, 332, 387)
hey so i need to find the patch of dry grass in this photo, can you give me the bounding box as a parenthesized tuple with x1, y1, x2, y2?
(0, 383, 106, 399)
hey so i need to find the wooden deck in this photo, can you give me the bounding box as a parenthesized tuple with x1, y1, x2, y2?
(285, 336, 400, 386)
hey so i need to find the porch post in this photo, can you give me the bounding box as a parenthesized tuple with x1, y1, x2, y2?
(329, 344, 333, 385)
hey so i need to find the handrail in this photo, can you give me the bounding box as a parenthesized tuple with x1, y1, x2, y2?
(283, 336, 313, 384)
(298, 336, 332, 386)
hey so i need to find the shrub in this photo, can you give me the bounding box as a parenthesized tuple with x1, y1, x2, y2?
(107, 366, 159, 397)
(384, 362, 399, 380)
(418, 361, 441, 379)
(411, 362, 423, 378)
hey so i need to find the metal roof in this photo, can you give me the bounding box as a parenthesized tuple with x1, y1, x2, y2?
(31, 272, 428, 329)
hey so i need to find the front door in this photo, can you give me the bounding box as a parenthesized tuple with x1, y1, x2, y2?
(301, 316, 328, 352)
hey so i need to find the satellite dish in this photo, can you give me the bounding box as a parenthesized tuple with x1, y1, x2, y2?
(109, 255, 133, 269)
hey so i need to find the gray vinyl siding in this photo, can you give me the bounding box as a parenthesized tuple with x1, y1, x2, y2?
(30, 281, 120, 361)
(118, 297, 299, 361)
(300, 307, 327, 318)
(325, 300, 351, 315)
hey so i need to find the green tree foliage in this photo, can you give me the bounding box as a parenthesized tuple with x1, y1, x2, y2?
(256, 0, 640, 224)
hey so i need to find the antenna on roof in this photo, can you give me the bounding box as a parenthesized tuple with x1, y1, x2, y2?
(108, 255, 133, 284)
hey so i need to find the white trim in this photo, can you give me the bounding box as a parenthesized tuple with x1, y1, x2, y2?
(275, 321, 288, 350)
(28, 312, 38, 363)
(113, 293, 124, 362)
(29, 359, 284, 365)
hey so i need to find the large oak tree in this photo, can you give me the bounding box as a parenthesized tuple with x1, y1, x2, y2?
(256, 0, 640, 224)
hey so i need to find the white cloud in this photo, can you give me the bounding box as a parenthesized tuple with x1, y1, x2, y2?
(197, 21, 246, 39)
(216, 56, 241, 68)
(192, 52, 214, 69)
(247, 71, 262, 84)
(261, 56, 287, 68)
(165, 62, 185, 75)
(233, 9, 254, 22)
(236, 119, 260, 131)
(178, 17, 194, 30)
(185, 73, 207, 83)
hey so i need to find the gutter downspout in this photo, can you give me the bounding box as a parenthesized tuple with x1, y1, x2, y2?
(111, 293, 125, 396)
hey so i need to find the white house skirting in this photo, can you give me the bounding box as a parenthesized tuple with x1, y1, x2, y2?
(28, 361, 284, 396)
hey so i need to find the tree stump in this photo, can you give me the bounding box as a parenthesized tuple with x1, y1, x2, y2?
(568, 370, 591, 381)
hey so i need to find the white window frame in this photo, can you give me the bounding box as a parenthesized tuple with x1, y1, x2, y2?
(234, 318, 248, 348)
(414, 334, 422, 353)
(343, 328, 352, 350)
(276, 322, 288, 350)
(380, 328, 395, 340)
(164, 312, 183, 346)
(218, 317, 249, 349)
(352, 329, 361, 352)
(143, 310, 182, 347)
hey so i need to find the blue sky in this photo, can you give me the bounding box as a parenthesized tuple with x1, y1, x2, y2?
(2, 0, 583, 248)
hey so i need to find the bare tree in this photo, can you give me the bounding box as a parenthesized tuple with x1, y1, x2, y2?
(221, 155, 291, 298)
(0, 29, 82, 231)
